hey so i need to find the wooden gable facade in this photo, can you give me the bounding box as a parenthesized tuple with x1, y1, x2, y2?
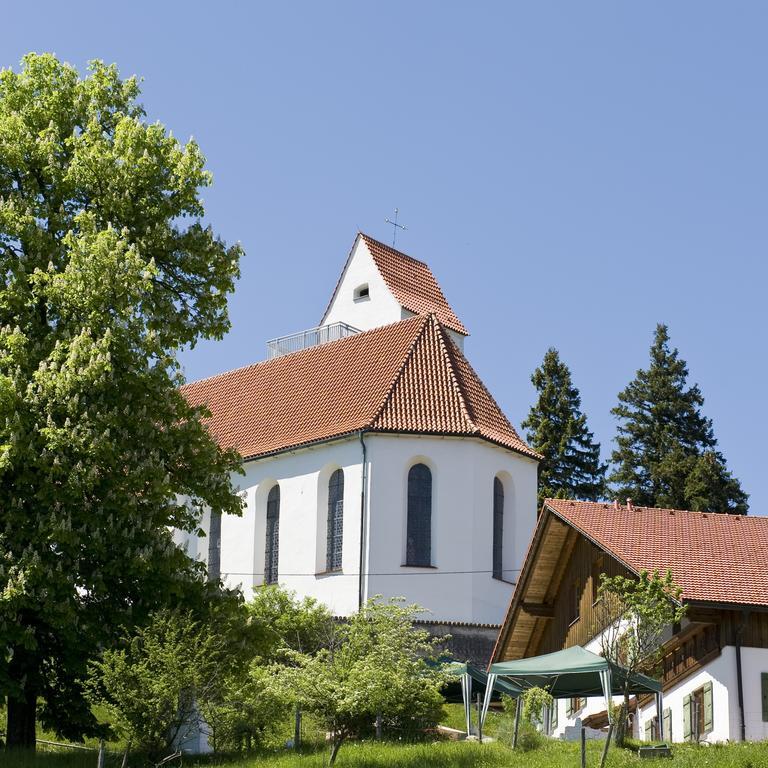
(492, 503, 768, 695)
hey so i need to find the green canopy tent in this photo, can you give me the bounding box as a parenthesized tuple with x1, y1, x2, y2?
(439, 660, 521, 737)
(480, 646, 663, 741)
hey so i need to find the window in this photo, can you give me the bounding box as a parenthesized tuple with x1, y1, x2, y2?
(353, 283, 370, 301)
(663, 707, 672, 742)
(569, 580, 581, 624)
(683, 681, 713, 741)
(492, 476, 504, 580)
(644, 716, 660, 742)
(326, 469, 344, 571)
(208, 510, 222, 582)
(762, 673, 768, 723)
(550, 699, 558, 733)
(406, 463, 432, 566)
(265, 485, 280, 584)
(566, 697, 585, 717)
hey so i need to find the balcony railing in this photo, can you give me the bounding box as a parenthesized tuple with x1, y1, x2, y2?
(266, 321, 360, 359)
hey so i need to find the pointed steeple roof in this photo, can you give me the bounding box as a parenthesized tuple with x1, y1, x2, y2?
(182, 314, 536, 460)
(321, 233, 468, 336)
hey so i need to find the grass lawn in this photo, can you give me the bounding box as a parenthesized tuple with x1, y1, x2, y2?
(3, 703, 767, 767)
(4, 739, 768, 768)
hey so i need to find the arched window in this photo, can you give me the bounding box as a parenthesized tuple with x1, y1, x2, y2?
(406, 463, 432, 566)
(326, 469, 344, 571)
(265, 485, 280, 584)
(493, 477, 504, 580)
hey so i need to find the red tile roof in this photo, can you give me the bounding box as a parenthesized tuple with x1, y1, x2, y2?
(322, 233, 468, 335)
(183, 314, 538, 461)
(546, 499, 768, 608)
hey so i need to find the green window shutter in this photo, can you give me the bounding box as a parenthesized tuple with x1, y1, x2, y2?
(762, 673, 768, 723)
(644, 719, 652, 741)
(663, 707, 672, 742)
(552, 700, 558, 730)
(566, 698, 573, 717)
(683, 694, 692, 742)
(703, 681, 714, 732)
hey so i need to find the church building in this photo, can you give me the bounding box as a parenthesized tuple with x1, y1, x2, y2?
(178, 233, 540, 659)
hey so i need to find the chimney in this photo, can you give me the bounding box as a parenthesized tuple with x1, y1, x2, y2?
(626, 498, 633, 511)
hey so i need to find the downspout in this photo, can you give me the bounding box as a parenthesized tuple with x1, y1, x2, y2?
(358, 431, 368, 610)
(735, 610, 748, 742)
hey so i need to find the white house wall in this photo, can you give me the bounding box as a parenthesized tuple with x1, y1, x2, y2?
(547, 627, 768, 743)
(740, 647, 768, 741)
(635, 648, 734, 744)
(321, 238, 403, 332)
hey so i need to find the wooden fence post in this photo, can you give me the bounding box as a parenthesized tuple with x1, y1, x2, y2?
(580, 726, 586, 768)
(512, 700, 521, 748)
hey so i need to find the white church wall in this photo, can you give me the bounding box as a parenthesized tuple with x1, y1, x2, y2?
(173, 506, 210, 567)
(321, 237, 403, 332)
(219, 437, 364, 617)
(184, 431, 537, 627)
(364, 433, 537, 625)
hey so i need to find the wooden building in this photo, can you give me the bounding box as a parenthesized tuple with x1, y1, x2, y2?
(491, 499, 768, 743)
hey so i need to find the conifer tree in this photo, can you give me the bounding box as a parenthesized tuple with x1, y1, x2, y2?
(522, 348, 606, 507)
(609, 324, 747, 513)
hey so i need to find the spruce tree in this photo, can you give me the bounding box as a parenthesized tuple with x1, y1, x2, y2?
(609, 324, 748, 513)
(522, 348, 607, 507)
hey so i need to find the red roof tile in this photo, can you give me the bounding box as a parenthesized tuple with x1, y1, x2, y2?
(359, 234, 468, 335)
(182, 314, 537, 461)
(546, 499, 768, 608)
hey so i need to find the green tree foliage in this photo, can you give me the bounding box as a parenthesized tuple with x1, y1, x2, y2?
(246, 584, 334, 659)
(609, 325, 747, 513)
(275, 598, 447, 765)
(87, 609, 234, 758)
(202, 586, 334, 752)
(597, 569, 686, 747)
(522, 348, 606, 507)
(0, 53, 243, 746)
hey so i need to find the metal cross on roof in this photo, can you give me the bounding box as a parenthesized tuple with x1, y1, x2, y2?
(385, 208, 407, 247)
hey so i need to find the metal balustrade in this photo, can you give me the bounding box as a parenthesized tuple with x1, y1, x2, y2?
(266, 321, 360, 359)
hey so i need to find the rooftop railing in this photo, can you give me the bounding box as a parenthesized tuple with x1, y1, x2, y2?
(266, 321, 361, 359)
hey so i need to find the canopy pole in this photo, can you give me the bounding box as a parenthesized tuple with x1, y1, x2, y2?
(461, 673, 472, 737)
(479, 673, 496, 731)
(599, 669, 613, 723)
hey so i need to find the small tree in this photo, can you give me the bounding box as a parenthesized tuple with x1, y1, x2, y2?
(201, 586, 334, 751)
(597, 569, 686, 746)
(87, 607, 247, 758)
(276, 598, 447, 764)
(522, 348, 606, 507)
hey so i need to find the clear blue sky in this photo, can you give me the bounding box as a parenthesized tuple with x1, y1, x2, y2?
(6, 3, 767, 513)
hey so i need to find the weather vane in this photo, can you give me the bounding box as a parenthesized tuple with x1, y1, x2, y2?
(385, 208, 407, 247)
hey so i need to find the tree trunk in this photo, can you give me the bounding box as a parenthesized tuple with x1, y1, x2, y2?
(329, 736, 345, 765)
(6, 686, 38, 749)
(613, 692, 631, 748)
